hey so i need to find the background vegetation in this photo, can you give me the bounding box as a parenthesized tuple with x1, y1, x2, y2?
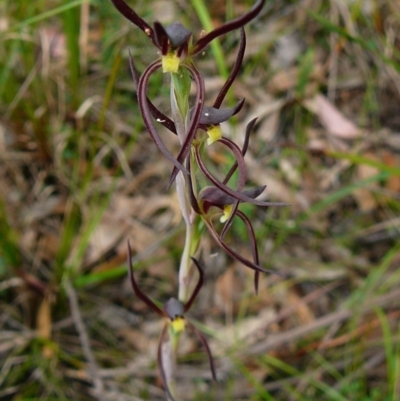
(1, 0, 400, 400)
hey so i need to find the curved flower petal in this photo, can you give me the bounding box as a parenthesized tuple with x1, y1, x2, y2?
(195, 137, 248, 194)
(138, 60, 188, 174)
(192, 98, 244, 126)
(168, 63, 205, 186)
(110, 0, 157, 47)
(195, 142, 288, 207)
(236, 210, 261, 293)
(184, 257, 204, 313)
(213, 28, 246, 109)
(200, 185, 266, 213)
(203, 219, 282, 276)
(127, 241, 165, 317)
(223, 118, 257, 184)
(128, 51, 177, 135)
(186, 158, 202, 214)
(191, 0, 265, 55)
(186, 321, 217, 381)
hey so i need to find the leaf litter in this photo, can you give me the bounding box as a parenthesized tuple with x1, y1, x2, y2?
(1, 0, 400, 400)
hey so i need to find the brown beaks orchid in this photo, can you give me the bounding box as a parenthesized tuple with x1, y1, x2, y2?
(120, 10, 250, 182)
(110, 0, 265, 71)
(127, 242, 216, 401)
(188, 119, 288, 291)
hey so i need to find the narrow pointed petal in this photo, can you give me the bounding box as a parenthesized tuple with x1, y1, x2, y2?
(236, 210, 261, 293)
(184, 257, 204, 313)
(153, 21, 169, 51)
(187, 321, 217, 381)
(110, 0, 157, 46)
(213, 28, 246, 109)
(200, 185, 266, 215)
(195, 144, 288, 207)
(241, 118, 258, 157)
(223, 118, 257, 184)
(148, 102, 177, 134)
(191, 0, 265, 55)
(203, 220, 283, 276)
(138, 60, 188, 174)
(157, 324, 176, 401)
(186, 158, 202, 214)
(200, 186, 235, 213)
(254, 270, 260, 294)
(219, 137, 246, 190)
(168, 64, 205, 186)
(128, 51, 177, 135)
(194, 98, 244, 126)
(127, 241, 165, 316)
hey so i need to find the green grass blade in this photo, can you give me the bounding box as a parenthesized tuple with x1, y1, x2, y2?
(189, 0, 229, 79)
(9, 0, 89, 31)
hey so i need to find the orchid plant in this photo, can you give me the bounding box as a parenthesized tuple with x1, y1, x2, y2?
(111, 0, 286, 399)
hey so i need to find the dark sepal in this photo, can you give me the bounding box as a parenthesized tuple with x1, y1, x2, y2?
(127, 240, 165, 317)
(195, 143, 289, 207)
(168, 64, 205, 187)
(203, 219, 283, 277)
(137, 60, 188, 174)
(184, 257, 205, 313)
(110, 0, 157, 47)
(191, 0, 265, 55)
(236, 210, 261, 293)
(223, 118, 257, 185)
(186, 320, 217, 381)
(186, 158, 202, 214)
(213, 28, 246, 109)
(193, 98, 244, 126)
(199, 185, 266, 214)
(128, 51, 177, 135)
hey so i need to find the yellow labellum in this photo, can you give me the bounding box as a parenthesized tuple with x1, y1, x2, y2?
(162, 52, 180, 73)
(220, 204, 233, 223)
(171, 317, 185, 333)
(206, 125, 222, 145)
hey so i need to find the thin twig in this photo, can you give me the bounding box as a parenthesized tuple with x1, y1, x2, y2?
(65, 278, 106, 401)
(247, 286, 400, 356)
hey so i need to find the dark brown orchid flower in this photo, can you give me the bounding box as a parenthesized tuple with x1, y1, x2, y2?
(127, 242, 216, 401)
(187, 119, 288, 291)
(167, 27, 248, 184)
(128, 27, 247, 139)
(124, 17, 249, 183)
(110, 0, 265, 71)
(110, 0, 264, 179)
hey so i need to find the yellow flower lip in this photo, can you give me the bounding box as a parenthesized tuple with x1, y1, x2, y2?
(162, 52, 180, 73)
(206, 125, 222, 145)
(220, 204, 233, 223)
(171, 317, 185, 333)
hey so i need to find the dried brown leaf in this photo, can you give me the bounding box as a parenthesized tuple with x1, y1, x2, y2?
(383, 150, 400, 192)
(36, 294, 53, 358)
(304, 93, 361, 139)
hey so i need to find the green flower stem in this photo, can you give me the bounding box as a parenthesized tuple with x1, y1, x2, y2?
(164, 70, 199, 398)
(170, 70, 199, 304)
(178, 218, 195, 302)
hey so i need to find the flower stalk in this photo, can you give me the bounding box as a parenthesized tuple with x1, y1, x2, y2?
(111, 0, 288, 398)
